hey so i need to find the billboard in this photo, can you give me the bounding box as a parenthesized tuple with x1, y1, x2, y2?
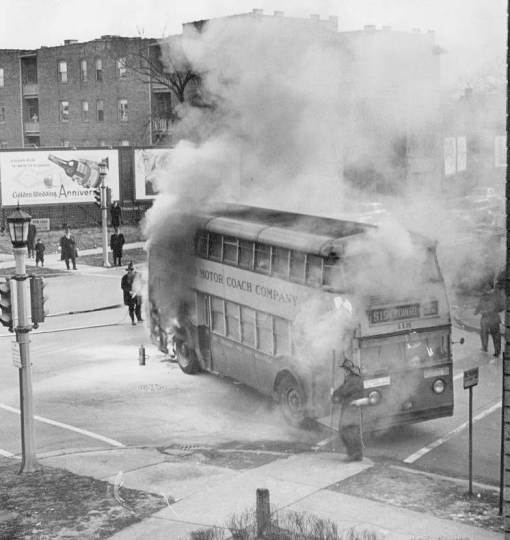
(0, 149, 120, 206)
(134, 148, 172, 200)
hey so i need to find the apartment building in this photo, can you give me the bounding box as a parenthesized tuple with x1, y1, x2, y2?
(0, 36, 156, 149)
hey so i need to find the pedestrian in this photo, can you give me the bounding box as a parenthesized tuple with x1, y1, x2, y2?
(474, 285, 502, 357)
(110, 201, 122, 228)
(35, 238, 45, 267)
(27, 223, 37, 258)
(331, 358, 364, 462)
(121, 261, 143, 325)
(110, 226, 125, 267)
(59, 226, 77, 270)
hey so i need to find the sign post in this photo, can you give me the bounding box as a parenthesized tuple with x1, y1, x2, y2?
(463, 367, 479, 495)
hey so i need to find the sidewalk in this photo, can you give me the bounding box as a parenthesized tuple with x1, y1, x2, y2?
(0, 241, 145, 270)
(36, 446, 502, 540)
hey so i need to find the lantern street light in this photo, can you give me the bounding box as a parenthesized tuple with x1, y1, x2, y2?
(7, 205, 38, 473)
(98, 158, 111, 268)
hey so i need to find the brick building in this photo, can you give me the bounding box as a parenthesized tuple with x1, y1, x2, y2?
(0, 36, 156, 149)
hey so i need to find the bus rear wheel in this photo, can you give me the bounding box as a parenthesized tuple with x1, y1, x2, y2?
(175, 341, 200, 374)
(276, 375, 306, 427)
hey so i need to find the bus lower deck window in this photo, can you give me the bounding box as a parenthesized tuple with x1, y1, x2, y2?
(211, 297, 225, 334)
(256, 312, 273, 354)
(226, 302, 241, 341)
(241, 306, 256, 346)
(274, 317, 290, 355)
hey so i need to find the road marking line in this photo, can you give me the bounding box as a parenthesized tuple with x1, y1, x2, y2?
(403, 400, 501, 464)
(0, 403, 125, 448)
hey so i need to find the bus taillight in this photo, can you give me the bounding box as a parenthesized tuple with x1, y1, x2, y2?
(432, 378, 446, 394)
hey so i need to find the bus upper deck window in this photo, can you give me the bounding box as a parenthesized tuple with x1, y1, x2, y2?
(289, 251, 306, 283)
(239, 240, 254, 269)
(208, 233, 222, 261)
(306, 254, 323, 287)
(223, 236, 238, 265)
(272, 247, 290, 278)
(255, 243, 271, 274)
(323, 254, 342, 288)
(195, 231, 208, 258)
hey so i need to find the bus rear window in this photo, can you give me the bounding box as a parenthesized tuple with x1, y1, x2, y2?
(208, 233, 222, 261)
(272, 247, 290, 278)
(306, 254, 323, 286)
(223, 236, 238, 265)
(255, 243, 271, 274)
(239, 240, 254, 269)
(290, 251, 306, 282)
(195, 231, 208, 258)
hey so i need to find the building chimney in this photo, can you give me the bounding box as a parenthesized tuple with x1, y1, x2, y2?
(363, 24, 376, 31)
(328, 15, 338, 29)
(273, 10, 283, 16)
(310, 14, 320, 22)
(252, 8, 263, 15)
(64, 39, 78, 45)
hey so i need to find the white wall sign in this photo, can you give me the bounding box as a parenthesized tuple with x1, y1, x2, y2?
(0, 149, 120, 206)
(134, 148, 173, 200)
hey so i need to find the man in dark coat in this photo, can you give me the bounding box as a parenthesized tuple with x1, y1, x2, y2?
(110, 226, 125, 267)
(332, 358, 364, 461)
(121, 261, 143, 325)
(59, 227, 77, 270)
(27, 223, 37, 258)
(474, 286, 502, 356)
(110, 201, 122, 228)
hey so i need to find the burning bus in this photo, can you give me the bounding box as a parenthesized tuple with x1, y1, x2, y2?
(148, 203, 453, 429)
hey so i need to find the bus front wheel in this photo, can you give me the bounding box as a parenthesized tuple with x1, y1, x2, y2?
(175, 341, 200, 374)
(276, 375, 306, 427)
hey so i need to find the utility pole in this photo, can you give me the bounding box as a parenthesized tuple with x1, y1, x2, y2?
(99, 159, 110, 268)
(503, 89, 509, 529)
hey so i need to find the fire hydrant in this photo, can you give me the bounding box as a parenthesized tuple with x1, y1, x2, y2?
(138, 345, 146, 366)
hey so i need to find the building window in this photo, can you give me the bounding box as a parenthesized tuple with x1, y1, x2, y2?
(117, 57, 127, 78)
(59, 100, 69, 122)
(0, 68, 4, 87)
(0, 141, 7, 149)
(0, 105, 5, 123)
(118, 99, 128, 121)
(95, 58, 103, 81)
(120, 140, 130, 146)
(81, 100, 89, 121)
(444, 136, 466, 176)
(98, 139, 106, 146)
(495, 135, 507, 168)
(57, 60, 68, 83)
(96, 99, 104, 121)
(61, 140, 70, 147)
(80, 59, 87, 81)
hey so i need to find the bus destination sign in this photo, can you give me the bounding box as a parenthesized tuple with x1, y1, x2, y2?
(369, 303, 420, 325)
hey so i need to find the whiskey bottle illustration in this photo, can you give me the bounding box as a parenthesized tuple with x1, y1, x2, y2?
(48, 154, 102, 188)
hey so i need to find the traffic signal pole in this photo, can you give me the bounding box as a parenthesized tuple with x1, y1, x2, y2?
(100, 176, 110, 268)
(13, 246, 37, 473)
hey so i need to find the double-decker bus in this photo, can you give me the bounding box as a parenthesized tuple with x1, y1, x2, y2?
(148, 203, 453, 429)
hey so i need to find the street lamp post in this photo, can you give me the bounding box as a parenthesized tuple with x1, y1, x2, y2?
(99, 159, 110, 268)
(7, 206, 37, 473)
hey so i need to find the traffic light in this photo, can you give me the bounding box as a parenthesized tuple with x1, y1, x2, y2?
(106, 186, 112, 207)
(0, 278, 13, 331)
(93, 187, 102, 208)
(30, 275, 46, 328)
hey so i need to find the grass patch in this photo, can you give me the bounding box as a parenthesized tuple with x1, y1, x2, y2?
(0, 458, 165, 539)
(328, 462, 503, 534)
(78, 247, 147, 268)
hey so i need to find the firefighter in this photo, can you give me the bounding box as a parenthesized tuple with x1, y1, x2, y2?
(331, 357, 364, 462)
(474, 285, 502, 357)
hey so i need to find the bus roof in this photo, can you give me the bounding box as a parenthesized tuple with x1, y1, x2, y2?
(198, 203, 377, 256)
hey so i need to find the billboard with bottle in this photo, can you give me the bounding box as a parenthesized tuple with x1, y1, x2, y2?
(134, 148, 173, 200)
(0, 149, 120, 206)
